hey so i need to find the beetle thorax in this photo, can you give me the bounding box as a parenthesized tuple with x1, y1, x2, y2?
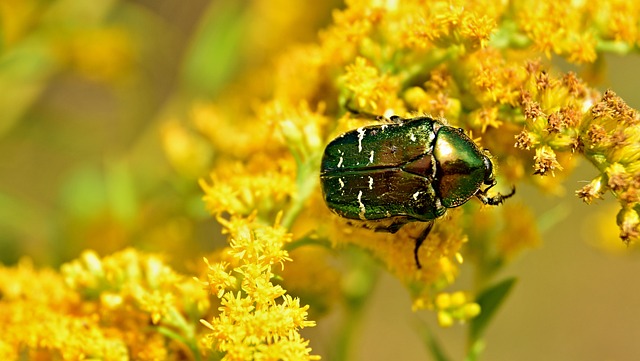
(432, 126, 490, 208)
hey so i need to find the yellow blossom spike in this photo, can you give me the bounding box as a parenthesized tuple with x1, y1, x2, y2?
(200, 214, 318, 360)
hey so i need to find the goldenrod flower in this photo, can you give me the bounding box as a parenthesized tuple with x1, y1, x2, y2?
(0, 250, 209, 360)
(200, 213, 319, 360)
(341, 56, 403, 113)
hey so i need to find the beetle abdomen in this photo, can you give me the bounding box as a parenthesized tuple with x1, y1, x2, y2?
(321, 168, 444, 221)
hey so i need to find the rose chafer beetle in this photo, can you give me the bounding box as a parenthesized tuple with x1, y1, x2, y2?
(320, 110, 515, 269)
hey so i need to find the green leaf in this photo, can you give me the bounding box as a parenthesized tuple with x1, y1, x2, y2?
(464, 339, 485, 361)
(469, 278, 517, 342)
(415, 319, 451, 361)
(181, 0, 248, 97)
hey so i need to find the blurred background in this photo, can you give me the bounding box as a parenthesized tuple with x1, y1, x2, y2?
(0, 0, 337, 266)
(1, 0, 639, 360)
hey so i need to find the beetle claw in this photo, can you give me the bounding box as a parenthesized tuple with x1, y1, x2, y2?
(476, 185, 516, 205)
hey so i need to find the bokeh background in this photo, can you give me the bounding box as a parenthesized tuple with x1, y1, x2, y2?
(1, 0, 639, 359)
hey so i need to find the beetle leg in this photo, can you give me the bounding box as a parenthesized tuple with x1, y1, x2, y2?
(475, 185, 516, 206)
(371, 219, 409, 234)
(384, 221, 406, 234)
(414, 222, 434, 269)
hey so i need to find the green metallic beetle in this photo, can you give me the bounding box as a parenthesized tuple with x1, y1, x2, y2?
(320, 111, 515, 268)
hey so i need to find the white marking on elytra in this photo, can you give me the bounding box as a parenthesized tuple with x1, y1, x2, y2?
(338, 178, 345, 189)
(409, 132, 416, 142)
(337, 156, 343, 168)
(368, 176, 374, 189)
(357, 127, 365, 152)
(368, 150, 374, 164)
(357, 190, 366, 220)
(381, 124, 388, 131)
(412, 191, 420, 200)
(429, 154, 437, 178)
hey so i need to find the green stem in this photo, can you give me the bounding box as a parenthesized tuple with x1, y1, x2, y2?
(332, 307, 365, 361)
(282, 154, 321, 229)
(330, 251, 380, 361)
(157, 325, 201, 361)
(284, 235, 333, 252)
(596, 40, 634, 55)
(157, 307, 201, 361)
(584, 151, 609, 174)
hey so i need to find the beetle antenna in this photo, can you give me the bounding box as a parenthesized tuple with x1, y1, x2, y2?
(344, 102, 385, 121)
(476, 185, 516, 206)
(414, 222, 434, 269)
(344, 101, 406, 124)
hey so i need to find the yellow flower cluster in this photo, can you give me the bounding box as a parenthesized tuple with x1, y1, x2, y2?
(342, 56, 403, 114)
(0, 249, 210, 360)
(200, 213, 319, 360)
(0, 259, 125, 360)
(517, 0, 640, 62)
(514, 73, 640, 243)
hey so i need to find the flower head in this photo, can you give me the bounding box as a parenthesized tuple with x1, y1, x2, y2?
(200, 213, 319, 360)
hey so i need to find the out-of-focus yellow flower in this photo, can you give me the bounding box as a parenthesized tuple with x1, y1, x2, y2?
(161, 120, 213, 179)
(200, 213, 319, 360)
(434, 291, 481, 327)
(0, 252, 210, 360)
(277, 246, 342, 317)
(0, 0, 40, 46)
(66, 27, 135, 83)
(586, 202, 640, 254)
(496, 203, 541, 260)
